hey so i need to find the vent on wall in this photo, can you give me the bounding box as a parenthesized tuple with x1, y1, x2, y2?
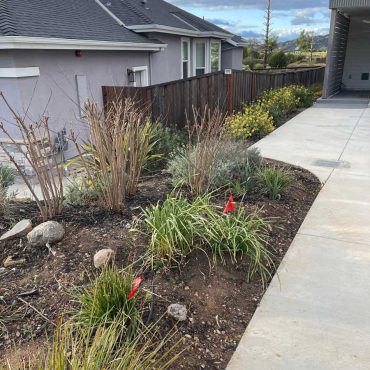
(361, 73, 369, 81)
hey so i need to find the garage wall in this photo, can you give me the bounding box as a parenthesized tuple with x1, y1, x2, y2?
(323, 10, 350, 97)
(342, 17, 370, 90)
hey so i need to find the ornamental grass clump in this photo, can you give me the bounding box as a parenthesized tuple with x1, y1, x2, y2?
(258, 166, 292, 200)
(168, 106, 225, 196)
(73, 266, 142, 339)
(168, 141, 263, 195)
(142, 194, 211, 261)
(142, 194, 273, 283)
(15, 318, 181, 370)
(70, 99, 157, 211)
(204, 207, 273, 283)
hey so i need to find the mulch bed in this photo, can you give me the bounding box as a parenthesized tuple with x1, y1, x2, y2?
(0, 162, 321, 368)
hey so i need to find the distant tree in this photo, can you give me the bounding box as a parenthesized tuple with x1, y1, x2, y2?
(263, 0, 272, 68)
(297, 30, 313, 52)
(268, 36, 279, 54)
(268, 50, 288, 68)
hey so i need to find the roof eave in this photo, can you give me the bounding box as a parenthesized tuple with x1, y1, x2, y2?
(0, 36, 167, 51)
(329, 0, 370, 8)
(126, 24, 232, 38)
(225, 38, 249, 47)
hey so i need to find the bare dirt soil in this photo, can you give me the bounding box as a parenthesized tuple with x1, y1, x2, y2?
(0, 163, 321, 369)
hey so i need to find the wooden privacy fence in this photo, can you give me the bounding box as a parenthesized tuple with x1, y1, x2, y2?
(103, 67, 325, 128)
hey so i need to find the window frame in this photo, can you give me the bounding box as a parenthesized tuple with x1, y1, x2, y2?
(193, 39, 209, 77)
(210, 39, 221, 73)
(181, 37, 191, 79)
(130, 65, 149, 87)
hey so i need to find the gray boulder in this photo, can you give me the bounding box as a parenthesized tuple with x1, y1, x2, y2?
(27, 221, 65, 247)
(167, 303, 187, 321)
(0, 219, 32, 241)
(94, 248, 115, 268)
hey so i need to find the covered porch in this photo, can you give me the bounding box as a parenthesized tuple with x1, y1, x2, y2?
(323, 0, 370, 98)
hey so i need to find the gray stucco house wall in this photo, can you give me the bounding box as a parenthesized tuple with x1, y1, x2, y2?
(0, 49, 152, 155)
(221, 45, 244, 70)
(0, 0, 247, 159)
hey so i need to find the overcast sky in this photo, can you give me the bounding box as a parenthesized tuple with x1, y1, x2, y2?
(168, 0, 331, 41)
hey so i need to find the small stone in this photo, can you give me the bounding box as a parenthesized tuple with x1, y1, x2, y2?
(0, 219, 32, 241)
(184, 286, 190, 291)
(27, 221, 65, 247)
(167, 303, 187, 321)
(93, 248, 115, 268)
(3, 256, 26, 268)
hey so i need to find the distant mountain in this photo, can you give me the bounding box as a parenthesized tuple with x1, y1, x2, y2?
(279, 34, 329, 52)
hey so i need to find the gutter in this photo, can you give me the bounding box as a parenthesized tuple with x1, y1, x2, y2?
(0, 36, 167, 51)
(126, 24, 232, 39)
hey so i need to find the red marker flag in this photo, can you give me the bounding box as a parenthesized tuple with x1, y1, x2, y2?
(128, 275, 143, 299)
(224, 194, 235, 213)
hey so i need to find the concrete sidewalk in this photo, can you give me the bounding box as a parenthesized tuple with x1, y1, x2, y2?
(227, 98, 370, 370)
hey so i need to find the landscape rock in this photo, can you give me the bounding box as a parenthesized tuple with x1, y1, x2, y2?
(3, 256, 26, 268)
(167, 303, 187, 321)
(0, 219, 32, 241)
(27, 221, 65, 247)
(93, 248, 115, 268)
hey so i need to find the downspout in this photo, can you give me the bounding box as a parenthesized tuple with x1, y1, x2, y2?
(149, 50, 152, 85)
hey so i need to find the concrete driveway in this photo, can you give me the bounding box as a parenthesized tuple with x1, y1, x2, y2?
(227, 97, 370, 370)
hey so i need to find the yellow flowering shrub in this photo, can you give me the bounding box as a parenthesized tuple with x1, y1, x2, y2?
(226, 103, 275, 140)
(258, 87, 298, 123)
(225, 84, 316, 141)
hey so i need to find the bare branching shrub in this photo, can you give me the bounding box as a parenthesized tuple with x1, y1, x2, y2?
(70, 99, 157, 211)
(0, 93, 63, 220)
(170, 106, 225, 195)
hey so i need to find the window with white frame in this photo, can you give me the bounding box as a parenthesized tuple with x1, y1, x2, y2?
(181, 38, 190, 79)
(194, 40, 207, 76)
(210, 40, 221, 73)
(130, 66, 149, 87)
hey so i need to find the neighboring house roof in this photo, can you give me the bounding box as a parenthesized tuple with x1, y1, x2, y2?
(99, 0, 233, 38)
(0, 0, 244, 50)
(0, 0, 165, 50)
(226, 35, 249, 47)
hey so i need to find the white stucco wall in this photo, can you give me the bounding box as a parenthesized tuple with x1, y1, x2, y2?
(342, 17, 370, 90)
(0, 49, 150, 154)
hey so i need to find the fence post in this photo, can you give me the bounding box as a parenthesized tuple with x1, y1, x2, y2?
(226, 71, 233, 115)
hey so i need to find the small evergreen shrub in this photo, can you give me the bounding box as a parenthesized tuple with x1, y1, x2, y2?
(268, 51, 288, 68)
(289, 85, 316, 108)
(167, 141, 263, 193)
